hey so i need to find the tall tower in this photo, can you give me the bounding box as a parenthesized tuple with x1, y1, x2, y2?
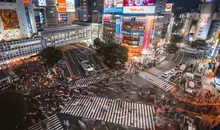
(194, 1, 216, 40)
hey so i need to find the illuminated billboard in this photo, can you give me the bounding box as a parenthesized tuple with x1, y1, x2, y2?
(66, 0, 75, 12)
(123, 0, 156, 6)
(58, 0, 67, 12)
(38, 0, 47, 6)
(123, 0, 156, 14)
(143, 16, 154, 52)
(103, 0, 123, 13)
(0, 10, 20, 30)
(165, 3, 173, 12)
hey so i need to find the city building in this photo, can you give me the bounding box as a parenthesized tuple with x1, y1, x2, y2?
(75, 0, 92, 22)
(32, 0, 48, 29)
(0, 0, 37, 42)
(91, 0, 103, 23)
(102, 0, 167, 60)
(194, 1, 217, 40)
(0, 38, 42, 63)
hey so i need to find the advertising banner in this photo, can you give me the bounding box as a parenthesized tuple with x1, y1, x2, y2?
(194, 13, 212, 39)
(58, 13, 68, 21)
(123, 0, 156, 14)
(124, 0, 156, 6)
(104, 0, 123, 13)
(103, 15, 111, 22)
(143, 16, 154, 52)
(66, 0, 75, 12)
(123, 6, 155, 14)
(58, 0, 67, 12)
(25, 7, 33, 33)
(115, 18, 120, 34)
(38, 0, 47, 6)
(0, 10, 20, 30)
(165, 3, 173, 12)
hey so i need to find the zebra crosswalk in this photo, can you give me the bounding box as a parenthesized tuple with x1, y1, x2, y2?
(139, 72, 174, 91)
(74, 73, 109, 87)
(27, 114, 63, 130)
(60, 95, 155, 130)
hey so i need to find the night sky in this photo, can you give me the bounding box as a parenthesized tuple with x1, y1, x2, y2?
(168, 0, 201, 8)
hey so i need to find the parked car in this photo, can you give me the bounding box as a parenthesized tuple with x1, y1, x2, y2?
(162, 72, 170, 78)
(169, 75, 176, 81)
(170, 69, 175, 74)
(174, 66, 179, 70)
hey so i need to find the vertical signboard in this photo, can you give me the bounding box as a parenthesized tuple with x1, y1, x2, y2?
(58, 0, 67, 12)
(165, 3, 173, 12)
(143, 16, 154, 52)
(115, 18, 120, 34)
(25, 6, 33, 33)
(194, 13, 212, 39)
(66, 0, 75, 12)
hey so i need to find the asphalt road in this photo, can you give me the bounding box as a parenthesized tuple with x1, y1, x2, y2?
(151, 45, 194, 77)
(63, 44, 106, 77)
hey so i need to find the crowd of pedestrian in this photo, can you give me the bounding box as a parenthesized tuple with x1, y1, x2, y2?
(1, 60, 84, 129)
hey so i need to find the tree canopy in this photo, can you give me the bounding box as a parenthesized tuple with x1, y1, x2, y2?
(39, 47, 63, 67)
(191, 40, 208, 50)
(170, 34, 183, 43)
(0, 91, 27, 130)
(165, 43, 179, 54)
(94, 38, 128, 68)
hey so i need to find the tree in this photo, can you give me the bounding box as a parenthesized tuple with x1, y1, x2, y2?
(94, 38, 106, 55)
(0, 91, 27, 130)
(39, 47, 62, 67)
(165, 43, 179, 54)
(103, 43, 128, 68)
(94, 38, 102, 48)
(93, 39, 128, 68)
(170, 34, 183, 43)
(191, 40, 208, 50)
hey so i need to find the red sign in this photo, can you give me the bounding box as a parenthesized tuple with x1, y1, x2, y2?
(143, 16, 154, 51)
(103, 15, 111, 22)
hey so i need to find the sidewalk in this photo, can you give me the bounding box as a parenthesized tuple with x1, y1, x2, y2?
(171, 88, 220, 106)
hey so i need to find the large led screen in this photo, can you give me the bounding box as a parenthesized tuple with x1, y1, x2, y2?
(66, 0, 75, 12)
(123, 0, 156, 14)
(58, 0, 67, 12)
(124, 0, 156, 6)
(104, 0, 123, 13)
(0, 10, 20, 30)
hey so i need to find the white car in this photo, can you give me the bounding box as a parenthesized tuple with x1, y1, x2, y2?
(162, 72, 170, 78)
(170, 69, 175, 74)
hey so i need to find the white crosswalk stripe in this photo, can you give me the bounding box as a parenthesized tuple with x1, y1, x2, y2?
(139, 72, 174, 91)
(60, 95, 155, 130)
(27, 114, 63, 130)
(73, 73, 109, 87)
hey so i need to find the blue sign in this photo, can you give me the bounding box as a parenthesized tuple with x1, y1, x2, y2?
(208, 47, 215, 57)
(103, 8, 123, 13)
(25, 6, 33, 33)
(115, 18, 120, 34)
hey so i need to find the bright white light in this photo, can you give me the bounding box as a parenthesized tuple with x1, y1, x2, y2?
(189, 37, 193, 41)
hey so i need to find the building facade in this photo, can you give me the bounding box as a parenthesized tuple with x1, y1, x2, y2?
(0, 38, 42, 63)
(102, 0, 166, 60)
(194, 1, 217, 40)
(0, 0, 37, 42)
